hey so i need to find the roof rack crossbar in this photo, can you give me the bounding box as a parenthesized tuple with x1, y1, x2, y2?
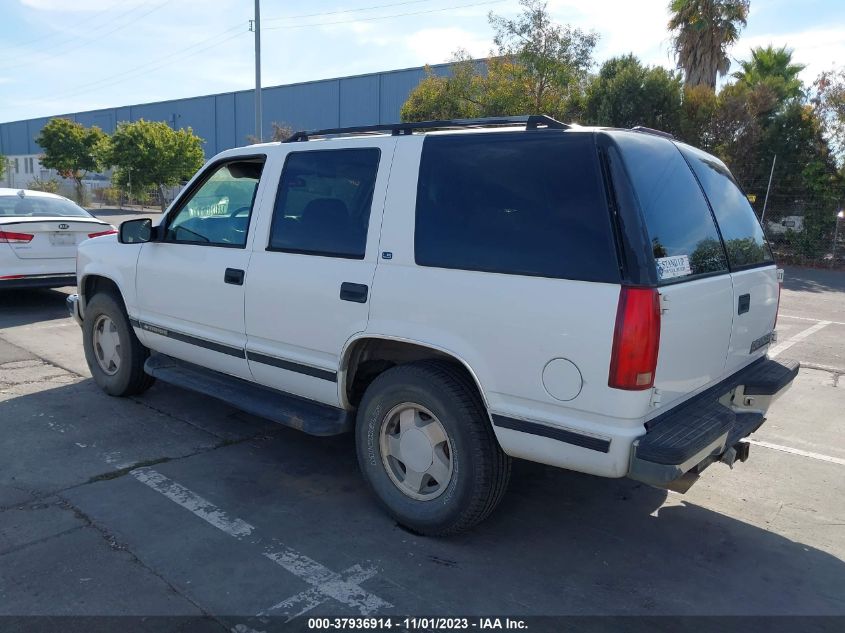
(284, 115, 568, 142)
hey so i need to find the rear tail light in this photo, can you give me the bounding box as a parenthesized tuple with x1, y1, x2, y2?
(773, 281, 781, 330)
(608, 287, 661, 390)
(0, 230, 34, 244)
(87, 228, 118, 239)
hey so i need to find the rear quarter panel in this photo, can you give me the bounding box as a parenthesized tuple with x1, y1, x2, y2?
(366, 136, 653, 467)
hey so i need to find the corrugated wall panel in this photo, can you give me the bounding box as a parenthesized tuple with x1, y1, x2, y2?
(0, 63, 468, 156)
(263, 79, 340, 133)
(339, 75, 380, 127)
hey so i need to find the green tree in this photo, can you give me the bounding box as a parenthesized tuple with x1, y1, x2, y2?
(668, 0, 750, 89)
(732, 45, 806, 104)
(679, 84, 721, 149)
(488, 0, 598, 115)
(812, 67, 845, 165)
(0, 155, 5, 182)
(585, 54, 683, 133)
(401, 1, 597, 122)
(400, 56, 482, 122)
(35, 117, 106, 204)
(102, 119, 205, 211)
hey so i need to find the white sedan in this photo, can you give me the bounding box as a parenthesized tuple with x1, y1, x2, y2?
(0, 188, 115, 290)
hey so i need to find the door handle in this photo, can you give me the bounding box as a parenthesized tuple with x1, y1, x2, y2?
(340, 282, 368, 303)
(224, 268, 245, 286)
(738, 293, 750, 314)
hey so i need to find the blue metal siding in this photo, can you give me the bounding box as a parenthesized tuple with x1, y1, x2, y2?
(339, 75, 380, 127)
(0, 62, 459, 157)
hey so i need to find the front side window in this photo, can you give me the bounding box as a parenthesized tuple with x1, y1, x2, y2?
(165, 159, 264, 247)
(613, 132, 728, 284)
(268, 148, 381, 259)
(678, 144, 774, 269)
(414, 132, 619, 282)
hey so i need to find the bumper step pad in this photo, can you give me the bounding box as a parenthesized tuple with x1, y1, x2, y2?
(637, 400, 735, 465)
(629, 357, 798, 487)
(743, 358, 800, 395)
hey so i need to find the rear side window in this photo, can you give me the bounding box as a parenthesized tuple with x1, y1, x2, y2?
(613, 132, 728, 283)
(414, 132, 619, 283)
(678, 144, 773, 269)
(268, 148, 380, 259)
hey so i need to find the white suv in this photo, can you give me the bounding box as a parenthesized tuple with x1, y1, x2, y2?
(69, 116, 799, 535)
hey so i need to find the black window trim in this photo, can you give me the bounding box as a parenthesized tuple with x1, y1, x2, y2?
(160, 153, 267, 249)
(265, 146, 382, 260)
(412, 130, 622, 284)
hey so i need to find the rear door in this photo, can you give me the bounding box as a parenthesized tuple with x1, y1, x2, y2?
(244, 140, 394, 406)
(678, 144, 778, 373)
(611, 132, 735, 412)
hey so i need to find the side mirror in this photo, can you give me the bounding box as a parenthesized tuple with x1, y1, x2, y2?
(118, 218, 153, 244)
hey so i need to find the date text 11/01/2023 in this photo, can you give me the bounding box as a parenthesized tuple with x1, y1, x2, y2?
(307, 617, 529, 630)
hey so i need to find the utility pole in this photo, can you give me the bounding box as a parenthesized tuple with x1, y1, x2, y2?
(760, 154, 777, 226)
(250, 0, 263, 142)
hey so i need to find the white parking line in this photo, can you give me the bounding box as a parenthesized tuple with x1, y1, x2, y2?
(746, 439, 845, 466)
(132, 468, 254, 538)
(261, 555, 388, 620)
(259, 564, 379, 620)
(779, 314, 845, 327)
(768, 320, 831, 358)
(131, 467, 392, 616)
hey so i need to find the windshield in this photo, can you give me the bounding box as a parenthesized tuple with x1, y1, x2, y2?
(0, 195, 92, 218)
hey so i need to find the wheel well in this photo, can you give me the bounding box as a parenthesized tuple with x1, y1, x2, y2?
(343, 338, 487, 411)
(82, 275, 123, 308)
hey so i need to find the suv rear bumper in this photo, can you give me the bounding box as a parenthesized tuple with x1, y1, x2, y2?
(628, 357, 799, 491)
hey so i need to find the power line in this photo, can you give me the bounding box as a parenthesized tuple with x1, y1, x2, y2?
(263, 0, 438, 23)
(25, 27, 246, 106)
(264, 0, 505, 31)
(0, 1, 173, 71)
(7, 3, 131, 48)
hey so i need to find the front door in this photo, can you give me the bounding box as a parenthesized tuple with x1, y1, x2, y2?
(135, 156, 267, 380)
(244, 141, 395, 406)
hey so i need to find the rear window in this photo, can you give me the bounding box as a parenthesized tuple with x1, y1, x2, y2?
(0, 195, 91, 218)
(678, 144, 774, 269)
(613, 132, 728, 284)
(414, 132, 619, 283)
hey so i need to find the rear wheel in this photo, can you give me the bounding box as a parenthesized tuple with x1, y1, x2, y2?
(83, 292, 154, 396)
(355, 360, 510, 535)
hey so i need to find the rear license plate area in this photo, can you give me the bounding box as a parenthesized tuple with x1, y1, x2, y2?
(49, 232, 77, 246)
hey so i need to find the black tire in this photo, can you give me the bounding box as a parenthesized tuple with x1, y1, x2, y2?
(82, 292, 155, 397)
(355, 360, 511, 536)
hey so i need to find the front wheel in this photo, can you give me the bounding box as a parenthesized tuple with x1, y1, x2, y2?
(355, 360, 511, 536)
(82, 292, 154, 396)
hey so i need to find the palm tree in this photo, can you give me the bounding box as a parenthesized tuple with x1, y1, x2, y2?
(668, 0, 750, 89)
(732, 45, 806, 102)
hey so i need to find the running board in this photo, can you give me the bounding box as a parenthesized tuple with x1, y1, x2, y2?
(144, 354, 353, 436)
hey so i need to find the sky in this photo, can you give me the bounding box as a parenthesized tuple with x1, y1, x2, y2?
(0, 0, 843, 123)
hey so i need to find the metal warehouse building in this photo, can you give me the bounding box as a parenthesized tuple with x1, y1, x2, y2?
(0, 62, 449, 188)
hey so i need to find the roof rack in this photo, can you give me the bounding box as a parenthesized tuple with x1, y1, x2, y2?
(285, 115, 568, 142)
(631, 125, 675, 140)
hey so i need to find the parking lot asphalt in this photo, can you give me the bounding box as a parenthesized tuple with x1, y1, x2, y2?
(0, 259, 843, 628)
